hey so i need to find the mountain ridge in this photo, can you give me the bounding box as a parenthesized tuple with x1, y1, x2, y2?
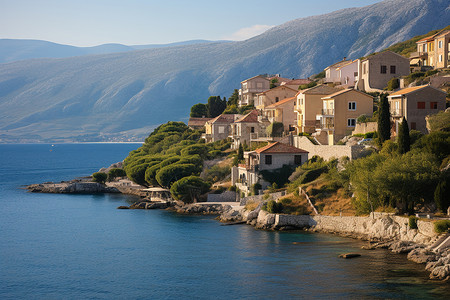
(0, 0, 449, 142)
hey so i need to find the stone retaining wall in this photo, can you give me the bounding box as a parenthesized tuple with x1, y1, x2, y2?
(240, 191, 286, 206)
(293, 136, 364, 160)
(207, 191, 238, 202)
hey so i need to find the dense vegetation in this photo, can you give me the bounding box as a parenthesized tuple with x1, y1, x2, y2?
(123, 122, 230, 192)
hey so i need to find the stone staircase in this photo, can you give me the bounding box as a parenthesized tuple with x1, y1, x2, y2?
(429, 233, 450, 252)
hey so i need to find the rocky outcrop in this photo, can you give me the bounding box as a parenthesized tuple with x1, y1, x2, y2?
(27, 182, 120, 194)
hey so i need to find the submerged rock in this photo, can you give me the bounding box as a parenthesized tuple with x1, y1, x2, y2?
(339, 253, 361, 259)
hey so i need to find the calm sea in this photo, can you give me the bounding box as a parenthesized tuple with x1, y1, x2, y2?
(0, 143, 448, 299)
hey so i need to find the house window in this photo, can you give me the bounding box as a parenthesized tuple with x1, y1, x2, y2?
(439, 55, 443, 63)
(381, 65, 387, 74)
(294, 155, 302, 165)
(218, 126, 225, 133)
(390, 65, 396, 74)
(417, 102, 425, 109)
(348, 102, 356, 111)
(251, 127, 255, 133)
(411, 122, 416, 130)
(438, 40, 443, 48)
(430, 102, 438, 109)
(275, 97, 279, 103)
(363, 64, 366, 74)
(354, 72, 358, 77)
(265, 155, 272, 165)
(257, 82, 263, 88)
(347, 118, 356, 127)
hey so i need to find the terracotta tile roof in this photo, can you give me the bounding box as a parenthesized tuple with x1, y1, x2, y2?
(235, 110, 259, 123)
(188, 117, 213, 127)
(361, 50, 408, 62)
(265, 96, 296, 109)
(434, 30, 450, 39)
(257, 85, 297, 95)
(283, 79, 311, 85)
(255, 142, 308, 154)
(268, 76, 292, 83)
(321, 88, 372, 100)
(299, 84, 341, 95)
(388, 85, 428, 97)
(210, 114, 239, 124)
(417, 30, 445, 43)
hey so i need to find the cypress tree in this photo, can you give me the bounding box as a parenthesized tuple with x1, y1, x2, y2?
(237, 143, 244, 161)
(377, 93, 391, 145)
(434, 179, 449, 212)
(398, 117, 410, 154)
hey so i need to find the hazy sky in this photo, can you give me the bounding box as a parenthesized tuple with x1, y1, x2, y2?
(0, 0, 382, 46)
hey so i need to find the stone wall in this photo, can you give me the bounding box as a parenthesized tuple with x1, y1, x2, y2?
(293, 136, 364, 160)
(256, 212, 437, 244)
(352, 122, 377, 135)
(207, 191, 238, 202)
(240, 191, 286, 206)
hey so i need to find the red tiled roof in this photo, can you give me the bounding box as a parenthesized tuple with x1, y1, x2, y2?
(298, 84, 341, 95)
(255, 142, 308, 154)
(417, 30, 444, 43)
(188, 117, 213, 127)
(265, 96, 296, 109)
(210, 114, 238, 124)
(283, 79, 311, 85)
(388, 85, 428, 97)
(257, 85, 297, 95)
(235, 110, 259, 123)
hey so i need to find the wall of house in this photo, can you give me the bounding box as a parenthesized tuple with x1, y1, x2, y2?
(212, 123, 231, 141)
(358, 52, 410, 92)
(434, 33, 450, 69)
(404, 87, 447, 133)
(256, 86, 297, 110)
(258, 152, 308, 171)
(232, 122, 262, 148)
(293, 136, 364, 160)
(241, 77, 270, 106)
(332, 92, 373, 142)
(339, 61, 358, 86)
(325, 67, 340, 83)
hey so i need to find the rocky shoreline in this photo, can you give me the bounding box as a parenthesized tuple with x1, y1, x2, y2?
(26, 183, 450, 281)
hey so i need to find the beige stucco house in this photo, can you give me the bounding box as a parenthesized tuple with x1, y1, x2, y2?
(410, 30, 450, 70)
(387, 85, 447, 134)
(239, 75, 270, 106)
(254, 85, 297, 110)
(324, 59, 359, 86)
(231, 142, 308, 195)
(356, 51, 410, 92)
(203, 114, 241, 143)
(295, 85, 341, 134)
(264, 96, 297, 132)
(315, 89, 374, 145)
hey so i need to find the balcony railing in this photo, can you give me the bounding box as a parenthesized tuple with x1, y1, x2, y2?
(390, 109, 403, 117)
(410, 52, 428, 59)
(321, 109, 335, 115)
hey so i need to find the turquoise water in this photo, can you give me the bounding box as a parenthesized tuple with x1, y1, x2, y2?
(0, 144, 448, 299)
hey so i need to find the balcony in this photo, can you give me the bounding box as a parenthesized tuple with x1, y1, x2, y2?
(321, 109, 335, 116)
(410, 52, 428, 59)
(390, 109, 403, 117)
(294, 107, 302, 114)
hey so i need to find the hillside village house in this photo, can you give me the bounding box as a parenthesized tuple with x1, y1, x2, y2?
(264, 96, 297, 132)
(202, 114, 241, 143)
(239, 75, 270, 106)
(229, 110, 267, 149)
(295, 85, 341, 134)
(411, 30, 450, 69)
(324, 59, 359, 86)
(231, 142, 308, 195)
(315, 89, 373, 145)
(254, 85, 297, 110)
(280, 79, 312, 90)
(355, 51, 410, 92)
(387, 85, 447, 134)
(187, 117, 213, 130)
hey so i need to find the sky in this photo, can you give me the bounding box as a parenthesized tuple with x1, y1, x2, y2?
(0, 0, 383, 47)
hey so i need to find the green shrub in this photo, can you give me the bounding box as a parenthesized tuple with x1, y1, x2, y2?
(156, 163, 201, 187)
(263, 200, 283, 213)
(180, 144, 208, 158)
(386, 78, 399, 91)
(266, 122, 284, 137)
(170, 176, 210, 203)
(251, 183, 262, 195)
(434, 220, 450, 233)
(409, 216, 418, 229)
(107, 168, 126, 181)
(201, 164, 231, 183)
(299, 81, 317, 90)
(92, 172, 107, 184)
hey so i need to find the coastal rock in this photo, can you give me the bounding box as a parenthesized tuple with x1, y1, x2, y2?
(407, 248, 436, 264)
(255, 210, 276, 230)
(389, 241, 418, 254)
(430, 265, 450, 280)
